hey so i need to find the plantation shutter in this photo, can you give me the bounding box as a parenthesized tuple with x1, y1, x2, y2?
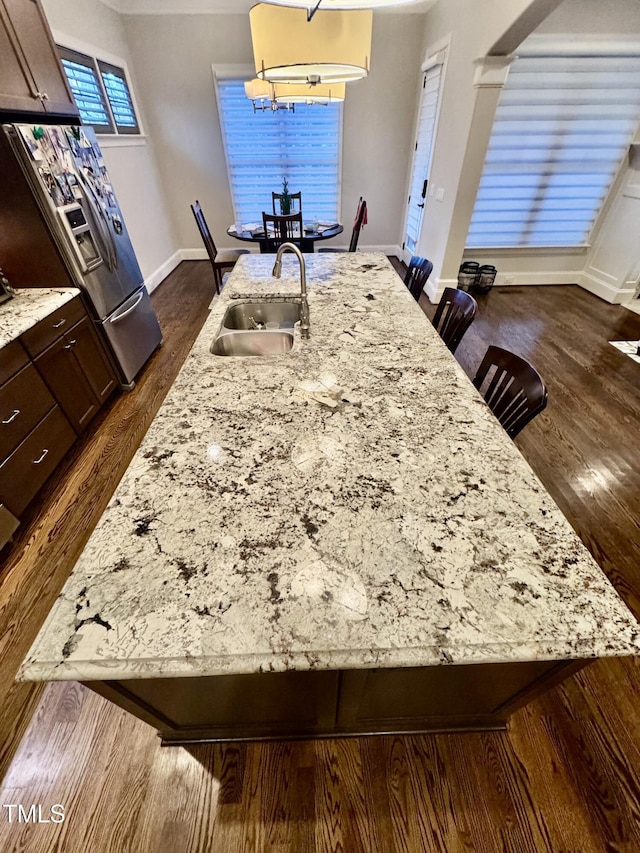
(217, 79, 341, 224)
(467, 51, 640, 248)
(97, 61, 140, 134)
(58, 46, 114, 134)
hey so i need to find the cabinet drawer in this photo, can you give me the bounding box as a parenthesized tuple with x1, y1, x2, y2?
(20, 296, 86, 358)
(0, 362, 55, 460)
(0, 338, 30, 386)
(0, 405, 75, 516)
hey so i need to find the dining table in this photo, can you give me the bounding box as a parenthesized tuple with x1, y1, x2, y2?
(227, 221, 343, 253)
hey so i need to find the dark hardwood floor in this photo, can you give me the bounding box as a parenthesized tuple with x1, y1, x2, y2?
(1, 261, 640, 852)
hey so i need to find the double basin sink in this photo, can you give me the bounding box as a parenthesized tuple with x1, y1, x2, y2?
(210, 300, 300, 357)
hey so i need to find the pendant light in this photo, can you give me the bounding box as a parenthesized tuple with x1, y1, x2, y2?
(264, 0, 424, 11)
(244, 79, 295, 111)
(250, 3, 372, 85)
(245, 78, 345, 109)
(274, 81, 346, 103)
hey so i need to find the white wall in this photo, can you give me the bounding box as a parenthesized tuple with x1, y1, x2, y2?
(451, 0, 640, 296)
(535, 0, 640, 36)
(121, 11, 424, 254)
(41, 0, 179, 291)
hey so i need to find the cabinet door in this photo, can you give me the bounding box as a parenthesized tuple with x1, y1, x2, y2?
(0, 404, 75, 516)
(69, 316, 117, 404)
(1, 0, 77, 117)
(0, 1, 42, 113)
(35, 334, 98, 435)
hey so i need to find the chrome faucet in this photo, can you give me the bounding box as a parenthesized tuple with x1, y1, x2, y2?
(272, 242, 310, 339)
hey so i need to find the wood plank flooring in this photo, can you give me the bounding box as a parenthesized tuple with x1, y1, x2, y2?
(1, 263, 640, 852)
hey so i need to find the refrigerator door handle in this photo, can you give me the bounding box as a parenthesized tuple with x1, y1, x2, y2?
(77, 175, 118, 270)
(109, 292, 144, 323)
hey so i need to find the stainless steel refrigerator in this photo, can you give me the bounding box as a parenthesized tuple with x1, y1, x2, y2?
(0, 123, 162, 388)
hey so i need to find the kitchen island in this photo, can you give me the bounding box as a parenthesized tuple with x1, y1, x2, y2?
(19, 253, 640, 742)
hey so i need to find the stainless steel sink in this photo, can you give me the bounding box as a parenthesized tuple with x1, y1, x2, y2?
(210, 329, 294, 357)
(222, 301, 300, 331)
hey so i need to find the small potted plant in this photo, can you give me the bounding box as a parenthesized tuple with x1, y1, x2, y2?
(280, 176, 291, 215)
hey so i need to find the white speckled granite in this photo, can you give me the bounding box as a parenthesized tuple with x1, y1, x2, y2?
(19, 253, 640, 682)
(0, 288, 80, 349)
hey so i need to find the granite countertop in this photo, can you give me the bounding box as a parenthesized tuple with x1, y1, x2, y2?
(0, 287, 80, 349)
(19, 253, 640, 682)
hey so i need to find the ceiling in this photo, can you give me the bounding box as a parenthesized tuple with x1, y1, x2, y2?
(98, 0, 436, 14)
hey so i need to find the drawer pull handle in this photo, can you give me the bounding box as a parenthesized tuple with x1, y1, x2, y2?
(33, 449, 49, 465)
(64, 340, 77, 350)
(2, 409, 20, 425)
(52, 319, 66, 329)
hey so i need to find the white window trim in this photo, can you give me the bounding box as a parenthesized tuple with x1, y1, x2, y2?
(212, 65, 252, 224)
(211, 64, 343, 225)
(53, 29, 145, 143)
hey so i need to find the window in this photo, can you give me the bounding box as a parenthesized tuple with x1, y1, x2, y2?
(58, 47, 140, 135)
(97, 61, 140, 134)
(216, 78, 341, 224)
(467, 48, 640, 248)
(58, 47, 113, 133)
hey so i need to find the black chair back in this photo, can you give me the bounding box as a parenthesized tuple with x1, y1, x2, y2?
(191, 200, 218, 265)
(432, 286, 477, 354)
(191, 200, 246, 293)
(272, 191, 302, 215)
(473, 345, 548, 438)
(349, 198, 367, 252)
(262, 212, 303, 252)
(404, 256, 433, 301)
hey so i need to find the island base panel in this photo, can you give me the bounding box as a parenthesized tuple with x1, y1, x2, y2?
(86, 660, 587, 744)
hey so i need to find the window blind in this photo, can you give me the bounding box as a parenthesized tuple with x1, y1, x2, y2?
(217, 80, 341, 224)
(467, 53, 640, 248)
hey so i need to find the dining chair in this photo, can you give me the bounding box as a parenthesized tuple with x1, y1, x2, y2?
(190, 200, 248, 294)
(431, 286, 477, 354)
(473, 345, 548, 439)
(272, 191, 302, 216)
(318, 197, 367, 253)
(404, 255, 433, 302)
(261, 212, 304, 252)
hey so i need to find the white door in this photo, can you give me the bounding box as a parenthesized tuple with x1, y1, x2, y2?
(402, 59, 444, 265)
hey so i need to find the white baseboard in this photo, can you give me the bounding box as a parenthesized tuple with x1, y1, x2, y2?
(578, 272, 637, 304)
(180, 248, 206, 261)
(425, 277, 457, 303)
(493, 272, 579, 287)
(425, 271, 580, 303)
(144, 250, 182, 294)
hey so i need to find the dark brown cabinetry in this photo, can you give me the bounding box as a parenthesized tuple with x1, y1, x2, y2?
(0, 404, 75, 515)
(0, 0, 78, 118)
(89, 659, 584, 745)
(0, 295, 117, 544)
(0, 337, 74, 519)
(35, 315, 117, 434)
